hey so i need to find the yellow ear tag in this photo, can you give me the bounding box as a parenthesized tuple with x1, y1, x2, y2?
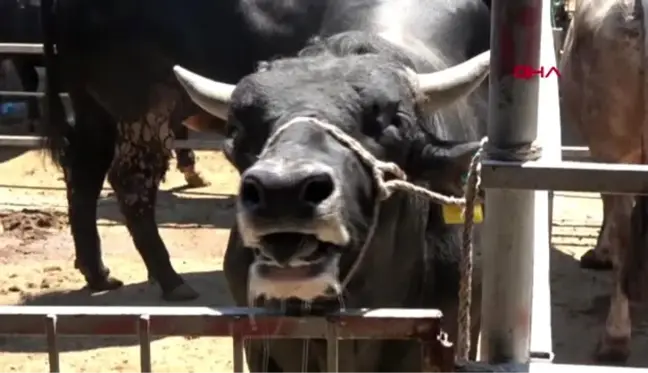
(442, 204, 484, 225)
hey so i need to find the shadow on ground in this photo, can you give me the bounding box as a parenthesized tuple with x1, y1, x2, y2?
(549, 241, 648, 367)
(96, 188, 237, 229)
(0, 270, 232, 353)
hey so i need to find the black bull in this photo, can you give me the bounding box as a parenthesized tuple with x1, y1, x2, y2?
(0, 0, 204, 185)
(41, 0, 491, 368)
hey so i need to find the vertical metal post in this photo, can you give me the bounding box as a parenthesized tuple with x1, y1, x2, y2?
(326, 323, 339, 372)
(232, 334, 244, 372)
(480, 0, 543, 363)
(138, 315, 152, 372)
(45, 314, 60, 373)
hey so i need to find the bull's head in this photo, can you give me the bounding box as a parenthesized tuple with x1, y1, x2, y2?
(174, 40, 489, 304)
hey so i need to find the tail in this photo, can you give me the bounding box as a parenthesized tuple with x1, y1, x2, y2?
(625, 196, 648, 302)
(40, 0, 70, 167)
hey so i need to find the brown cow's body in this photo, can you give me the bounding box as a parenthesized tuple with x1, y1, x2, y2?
(560, 0, 645, 363)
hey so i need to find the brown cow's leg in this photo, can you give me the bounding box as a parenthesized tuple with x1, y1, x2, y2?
(107, 105, 198, 301)
(595, 195, 633, 364)
(581, 194, 614, 270)
(174, 123, 210, 188)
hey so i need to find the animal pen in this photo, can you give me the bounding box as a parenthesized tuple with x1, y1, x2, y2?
(0, 0, 645, 371)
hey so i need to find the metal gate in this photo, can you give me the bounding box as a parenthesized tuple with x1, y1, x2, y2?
(0, 306, 454, 372)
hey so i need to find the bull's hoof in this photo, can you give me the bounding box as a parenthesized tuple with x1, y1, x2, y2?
(181, 167, 210, 188)
(87, 276, 124, 292)
(162, 283, 199, 302)
(594, 336, 630, 365)
(580, 249, 613, 271)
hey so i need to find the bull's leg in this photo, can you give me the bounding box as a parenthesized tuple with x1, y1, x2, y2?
(107, 115, 198, 301)
(595, 195, 633, 364)
(173, 119, 210, 188)
(580, 194, 614, 270)
(64, 92, 123, 291)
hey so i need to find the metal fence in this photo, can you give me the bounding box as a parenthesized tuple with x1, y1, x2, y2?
(2, 0, 648, 372)
(0, 306, 454, 372)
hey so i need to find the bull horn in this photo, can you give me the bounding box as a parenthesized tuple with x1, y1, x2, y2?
(173, 65, 235, 120)
(416, 51, 490, 111)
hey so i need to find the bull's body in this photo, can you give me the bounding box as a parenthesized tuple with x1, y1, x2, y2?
(40, 0, 335, 300)
(561, 0, 648, 363)
(0, 0, 205, 185)
(172, 0, 490, 370)
(42, 0, 490, 368)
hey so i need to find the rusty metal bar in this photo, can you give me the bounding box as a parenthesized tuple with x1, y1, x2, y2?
(232, 333, 244, 372)
(481, 0, 543, 364)
(45, 314, 60, 373)
(0, 306, 443, 339)
(138, 315, 152, 372)
(0, 135, 225, 150)
(0, 43, 43, 54)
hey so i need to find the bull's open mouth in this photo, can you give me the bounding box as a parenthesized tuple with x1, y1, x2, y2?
(256, 232, 340, 280)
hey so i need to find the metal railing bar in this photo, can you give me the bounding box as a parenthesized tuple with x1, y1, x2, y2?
(0, 135, 226, 150)
(45, 314, 60, 373)
(138, 315, 152, 373)
(481, 159, 648, 194)
(0, 306, 443, 339)
(0, 90, 68, 98)
(0, 43, 43, 54)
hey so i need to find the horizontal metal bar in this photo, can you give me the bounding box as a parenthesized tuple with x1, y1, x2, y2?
(481, 159, 648, 194)
(0, 306, 443, 339)
(0, 135, 225, 150)
(0, 134, 591, 160)
(0, 43, 43, 55)
(560, 146, 590, 161)
(0, 91, 68, 98)
(456, 361, 644, 372)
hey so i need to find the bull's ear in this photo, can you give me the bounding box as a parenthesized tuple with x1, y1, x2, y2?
(416, 51, 490, 112)
(414, 141, 482, 195)
(173, 65, 235, 121)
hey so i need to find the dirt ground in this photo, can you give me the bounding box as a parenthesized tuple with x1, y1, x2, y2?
(0, 133, 647, 371)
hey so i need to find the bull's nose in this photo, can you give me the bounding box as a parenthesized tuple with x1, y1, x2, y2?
(240, 164, 335, 216)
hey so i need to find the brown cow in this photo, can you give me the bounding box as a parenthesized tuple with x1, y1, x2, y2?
(560, 0, 646, 364)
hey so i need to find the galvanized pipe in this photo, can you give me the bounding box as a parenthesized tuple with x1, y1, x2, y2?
(138, 315, 152, 372)
(480, 0, 543, 363)
(45, 314, 60, 373)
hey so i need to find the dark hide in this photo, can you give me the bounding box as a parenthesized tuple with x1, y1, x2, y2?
(39, 0, 331, 300)
(0, 0, 197, 164)
(212, 9, 489, 370)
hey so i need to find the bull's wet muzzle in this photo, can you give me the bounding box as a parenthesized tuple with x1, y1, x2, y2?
(239, 161, 336, 219)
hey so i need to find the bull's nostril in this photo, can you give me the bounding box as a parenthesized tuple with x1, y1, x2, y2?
(301, 173, 335, 205)
(241, 177, 264, 208)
